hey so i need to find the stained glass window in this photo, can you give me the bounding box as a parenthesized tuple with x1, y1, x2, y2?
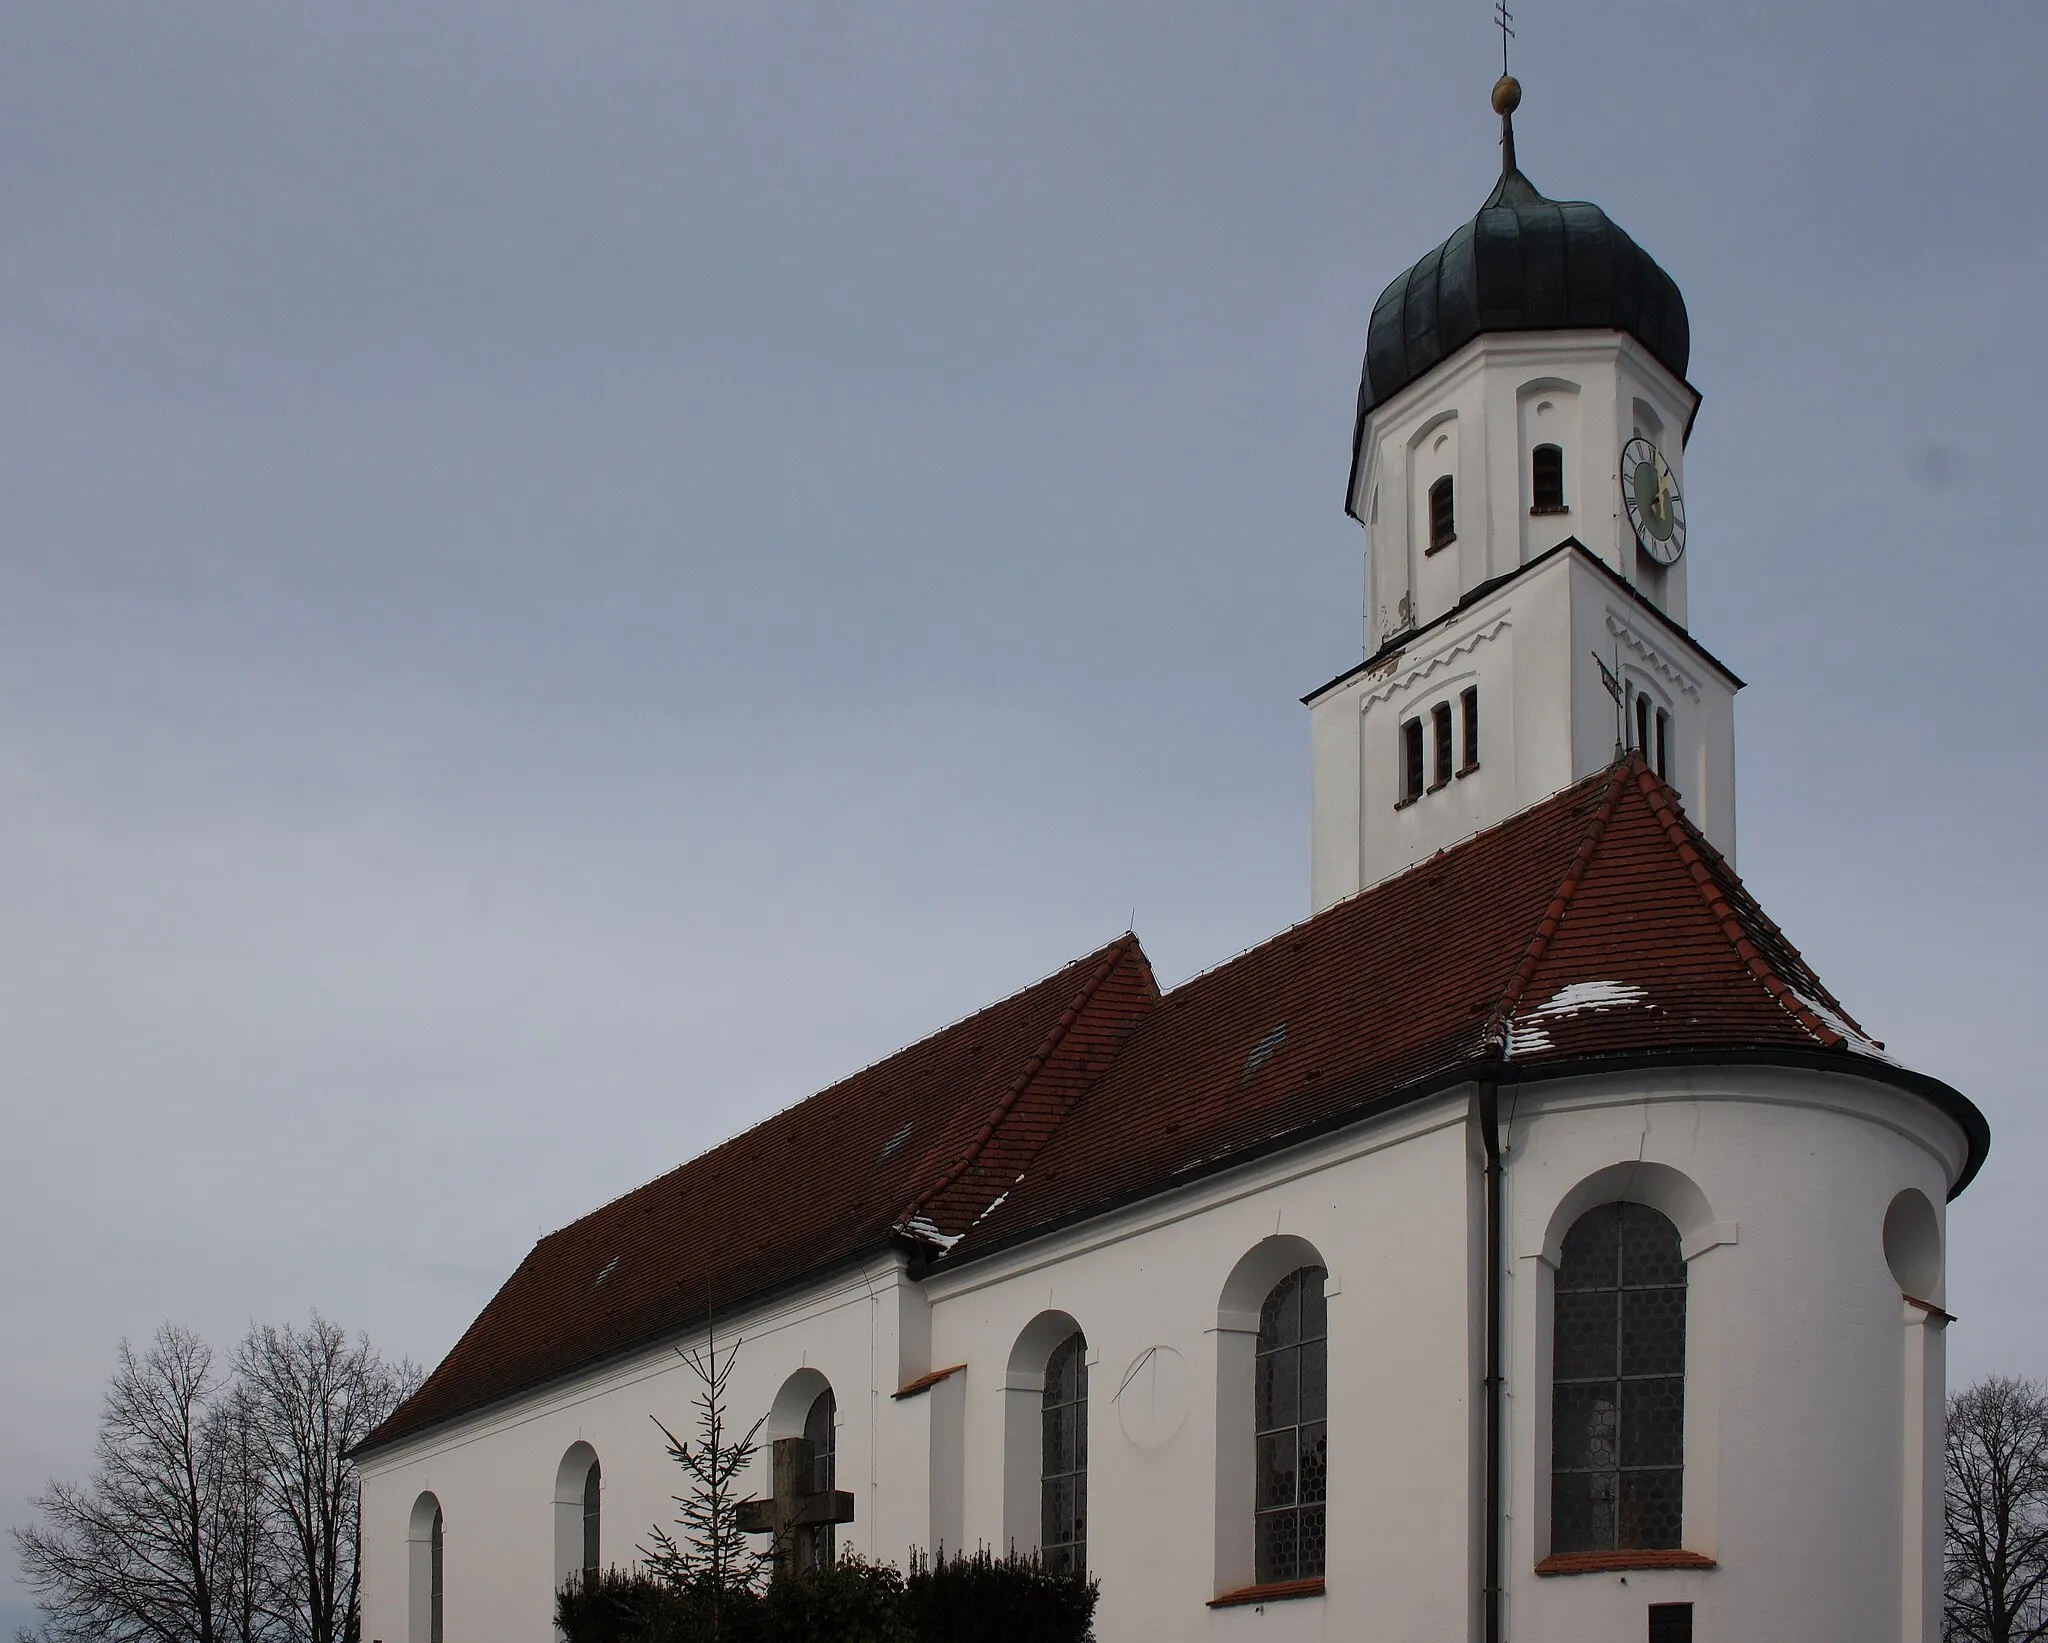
(1041, 1331, 1088, 1573)
(1255, 1266, 1328, 1583)
(1551, 1202, 1686, 1554)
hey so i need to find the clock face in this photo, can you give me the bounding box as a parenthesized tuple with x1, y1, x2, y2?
(1620, 437, 1686, 565)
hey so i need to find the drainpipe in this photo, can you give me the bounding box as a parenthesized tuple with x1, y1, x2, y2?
(1479, 1077, 1504, 1643)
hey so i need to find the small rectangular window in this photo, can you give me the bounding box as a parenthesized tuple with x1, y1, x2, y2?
(1431, 702, 1453, 790)
(1459, 687, 1479, 772)
(1399, 718, 1424, 804)
(1647, 1603, 1693, 1643)
(1634, 694, 1651, 760)
(1531, 443, 1566, 513)
(1428, 475, 1455, 550)
(1655, 708, 1670, 781)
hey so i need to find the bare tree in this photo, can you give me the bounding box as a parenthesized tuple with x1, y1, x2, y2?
(232, 1315, 418, 1643)
(1947, 1376, 2048, 1642)
(12, 1324, 259, 1643)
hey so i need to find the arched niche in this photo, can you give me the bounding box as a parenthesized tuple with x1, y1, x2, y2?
(552, 1441, 600, 1620)
(1213, 1236, 1329, 1595)
(1536, 1161, 1717, 1269)
(767, 1367, 833, 1440)
(406, 1491, 443, 1643)
(1002, 1310, 1086, 1555)
(1884, 1187, 1943, 1302)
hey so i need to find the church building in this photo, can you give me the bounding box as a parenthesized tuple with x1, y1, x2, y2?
(355, 78, 1986, 1643)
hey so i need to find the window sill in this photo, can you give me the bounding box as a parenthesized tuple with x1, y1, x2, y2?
(1208, 1578, 1325, 1609)
(1425, 533, 1456, 555)
(1394, 794, 1419, 811)
(1426, 777, 1450, 794)
(1456, 761, 1480, 779)
(1529, 503, 1570, 517)
(1536, 1551, 1717, 1578)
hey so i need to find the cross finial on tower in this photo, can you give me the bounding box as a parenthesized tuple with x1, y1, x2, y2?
(1491, 3, 1522, 175)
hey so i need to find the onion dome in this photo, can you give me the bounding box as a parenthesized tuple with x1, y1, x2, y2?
(1354, 91, 1690, 425)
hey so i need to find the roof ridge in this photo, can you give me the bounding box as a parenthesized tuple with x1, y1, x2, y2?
(1485, 759, 1635, 1053)
(1628, 763, 1848, 1050)
(895, 933, 1145, 1234)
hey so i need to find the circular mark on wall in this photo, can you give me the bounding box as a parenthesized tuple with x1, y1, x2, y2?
(1115, 1345, 1189, 1450)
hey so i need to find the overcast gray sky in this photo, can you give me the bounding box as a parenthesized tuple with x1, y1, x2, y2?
(3, 1, 2043, 1625)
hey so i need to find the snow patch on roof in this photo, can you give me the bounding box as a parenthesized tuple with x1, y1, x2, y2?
(1789, 988, 1895, 1062)
(897, 1216, 962, 1252)
(1509, 979, 1650, 1057)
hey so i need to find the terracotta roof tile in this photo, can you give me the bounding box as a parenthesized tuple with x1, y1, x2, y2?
(363, 758, 1979, 1451)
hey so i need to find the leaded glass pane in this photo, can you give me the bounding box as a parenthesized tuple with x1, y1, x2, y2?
(1254, 1265, 1328, 1583)
(1041, 1332, 1088, 1572)
(1549, 1203, 1686, 1555)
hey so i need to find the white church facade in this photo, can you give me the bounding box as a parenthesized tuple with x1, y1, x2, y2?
(355, 80, 1986, 1643)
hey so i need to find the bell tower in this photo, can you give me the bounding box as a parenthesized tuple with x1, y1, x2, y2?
(1306, 79, 1740, 912)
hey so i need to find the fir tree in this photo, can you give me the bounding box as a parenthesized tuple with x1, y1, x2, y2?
(640, 1323, 766, 1617)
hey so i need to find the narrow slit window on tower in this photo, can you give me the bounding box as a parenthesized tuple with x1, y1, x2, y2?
(1399, 718, 1424, 806)
(1459, 687, 1479, 773)
(1635, 694, 1651, 760)
(1428, 475, 1455, 550)
(1531, 443, 1566, 513)
(1654, 709, 1670, 781)
(1431, 702, 1453, 790)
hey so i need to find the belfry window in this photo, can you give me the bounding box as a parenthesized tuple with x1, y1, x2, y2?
(1399, 718, 1424, 804)
(1428, 475, 1455, 550)
(1531, 444, 1566, 513)
(1431, 702, 1453, 789)
(1551, 1202, 1687, 1555)
(804, 1389, 838, 1569)
(1634, 694, 1651, 762)
(1654, 709, 1670, 781)
(1255, 1266, 1328, 1583)
(1460, 687, 1479, 773)
(1041, 1331, 1088, 1574)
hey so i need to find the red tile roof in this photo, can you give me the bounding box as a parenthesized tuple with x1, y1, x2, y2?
(361, 758, 1984, 1454)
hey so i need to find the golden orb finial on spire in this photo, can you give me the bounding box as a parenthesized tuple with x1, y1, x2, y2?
(1492, 74, 1522, 117)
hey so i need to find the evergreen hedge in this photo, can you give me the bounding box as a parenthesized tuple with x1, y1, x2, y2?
(557, 1549, 1097, 1643)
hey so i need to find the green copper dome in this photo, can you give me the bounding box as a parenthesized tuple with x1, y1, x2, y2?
(1355, 164, 1691, 423)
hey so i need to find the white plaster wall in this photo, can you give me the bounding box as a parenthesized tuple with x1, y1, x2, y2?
(359, 1064, 1968, 1643)
(1498, 1065, 1965, 1643)
(358, 1255, 932, 1643)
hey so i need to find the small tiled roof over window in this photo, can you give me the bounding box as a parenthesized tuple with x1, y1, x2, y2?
(361, 758, 1984, 1454)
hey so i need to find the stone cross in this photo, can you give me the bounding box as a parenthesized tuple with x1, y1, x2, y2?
(736, 1435, 855, 1576)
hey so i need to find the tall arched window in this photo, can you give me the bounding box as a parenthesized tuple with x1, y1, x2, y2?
(1041, 1331, 1088, 1573)
(804, 1388, 838, 1569)
(581, 1456, 601, 1586)
(1255, 1265, 1328, 1583)
(408, 1492, 444, 1643)
(1552, 1202, 1687, 1555)
(429, 1505, 445, 1643)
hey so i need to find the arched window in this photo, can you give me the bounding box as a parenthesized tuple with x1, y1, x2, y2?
(408, 1492, 444, 1643)
(430, 1508, 444, 1643)
(1041, 1331, 1088, 1573)
(1531, 443, 1566, 512)
(1255, 1265, 1328, 1583)
(582, 1456, 601, 1585)
(804, 1388, 838, 1569)
(1552, 1202, 1687, 1555)
(1428, 475, 1456, 550)
(553, 1443, 601, 1604)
